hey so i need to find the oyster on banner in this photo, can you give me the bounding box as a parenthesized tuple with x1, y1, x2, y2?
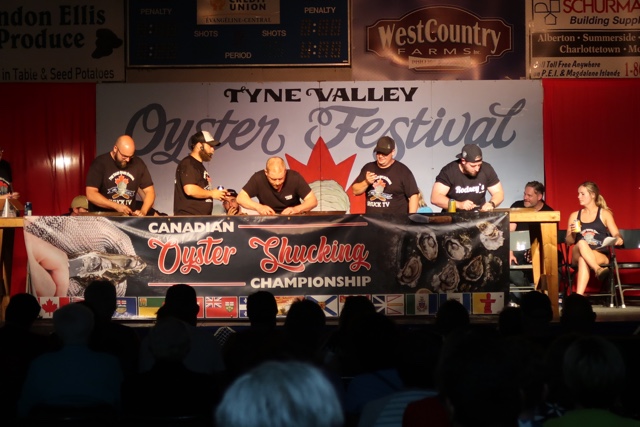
(69, 251, 146, 285)
(432, 260, 460, 292)
(477, 221, 505, 250)
(397, 253, 422, 288)
(483, 253, 504, 284)
(443, 234, 472, 261)
(417, 228, 438, 261)
(462, 255, 484, 282)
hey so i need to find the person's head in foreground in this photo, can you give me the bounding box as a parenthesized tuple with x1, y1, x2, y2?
(215, 360, 344, 427)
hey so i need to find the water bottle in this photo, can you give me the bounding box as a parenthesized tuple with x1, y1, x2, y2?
(25, 201, 32, 216)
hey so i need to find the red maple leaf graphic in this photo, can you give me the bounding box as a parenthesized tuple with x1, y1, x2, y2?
(285, 137, 365, 213)
(41, 299, 58, 313)
(115, 175, 129, 185)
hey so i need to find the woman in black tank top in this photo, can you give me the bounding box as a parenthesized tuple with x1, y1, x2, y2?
(564, 182, 623, 295)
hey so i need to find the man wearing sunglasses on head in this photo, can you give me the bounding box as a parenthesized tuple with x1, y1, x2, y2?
(86, 135, 155, 216)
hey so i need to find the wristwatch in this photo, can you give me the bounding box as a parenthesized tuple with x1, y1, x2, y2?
(488, 201, 496, 208)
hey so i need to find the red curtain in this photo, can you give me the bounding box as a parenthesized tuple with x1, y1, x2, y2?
(543, 79, 640, 291)
(0, 83, 96, 294)
(543, 79, 640, 230)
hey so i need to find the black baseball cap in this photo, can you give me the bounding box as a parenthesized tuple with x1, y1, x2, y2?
(374, 136, 395, 155)
(456, 144, 483, 162)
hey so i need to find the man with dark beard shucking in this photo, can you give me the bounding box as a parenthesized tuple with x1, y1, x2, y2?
(173, 131, 228, 216)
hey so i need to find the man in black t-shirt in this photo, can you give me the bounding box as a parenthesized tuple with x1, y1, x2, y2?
(237, 157, 317, 215)
(351, 136, 419, 214)
(508, 180, 555, 264)
(174, 131, 228, 216)
(86, 135, 155, 216)
(508, 181, 555, 300)
(430, 144, 504, 212)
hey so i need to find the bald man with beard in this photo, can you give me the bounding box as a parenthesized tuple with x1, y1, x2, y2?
(86, 135, 155, 216)
(237, 157, 317, 215)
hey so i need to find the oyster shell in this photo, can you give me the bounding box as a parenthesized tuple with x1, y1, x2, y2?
(432, 260, 460, 292)
(483, 253, 504, 284)
(397, 253, 422, 288)
(477, 221, 505, 250)
(417, 228, 438, 261)
(443, 234, 472, 261)
(69, 251, 146, 285)
(462, 255, 484, 282)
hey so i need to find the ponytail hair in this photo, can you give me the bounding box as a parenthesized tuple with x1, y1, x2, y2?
(580, 181, 609, 211)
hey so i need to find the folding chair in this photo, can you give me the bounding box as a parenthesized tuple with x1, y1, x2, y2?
(617, 229, 640, 301)
(597, 237, 626, 308)
(509, 231, 536, 298)
(558, 235, 625, 308)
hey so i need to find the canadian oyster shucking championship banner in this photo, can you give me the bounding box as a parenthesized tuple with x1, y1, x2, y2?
(24, 212, 510, 318)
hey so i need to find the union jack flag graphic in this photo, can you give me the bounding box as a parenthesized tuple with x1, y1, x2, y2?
(205, 296, 238, 318)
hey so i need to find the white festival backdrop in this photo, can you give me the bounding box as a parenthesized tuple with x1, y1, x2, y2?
(96, 80, 543, 215)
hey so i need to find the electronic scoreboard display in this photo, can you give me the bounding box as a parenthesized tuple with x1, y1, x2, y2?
(128, 0, 350, 67)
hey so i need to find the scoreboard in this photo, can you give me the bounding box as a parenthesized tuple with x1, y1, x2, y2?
(128, 0, 350, 67)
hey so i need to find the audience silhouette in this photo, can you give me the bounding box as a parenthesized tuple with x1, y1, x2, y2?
(322, 295, 377, 376)
(138, 284, 225, 375)
(17, 302, 123, 419)
(0, 293, 50, 421)
(434, 298, 470, 338)
(283, 298, 328, 364)
(343, 312, 403, 425)
(222, 290, 285, 381)
(545, 335, 638, 426)
(122, 317, 220, 425)
(83, 280, 140, 378)
(12, 280, 640, 427)
(559, 293, 597, 335)
(437, 327, 520, 427)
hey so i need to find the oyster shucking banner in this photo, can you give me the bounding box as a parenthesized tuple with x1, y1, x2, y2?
(24, 212, 509, 318)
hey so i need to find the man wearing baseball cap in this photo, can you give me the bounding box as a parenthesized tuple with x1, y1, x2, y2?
(173, 130, 228, 215)
(351, 136, 419, 214)
(222, 189, 246, 216)
(430, 143, 503, 212)
(65, 195, 89, 216)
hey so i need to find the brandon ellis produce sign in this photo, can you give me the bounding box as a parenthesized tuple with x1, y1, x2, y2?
(366, 6, 513, 71)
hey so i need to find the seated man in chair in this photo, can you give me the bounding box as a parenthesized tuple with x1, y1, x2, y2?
(508, 181, 555, 304)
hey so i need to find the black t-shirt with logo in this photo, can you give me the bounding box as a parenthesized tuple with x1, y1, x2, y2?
(85, 152, 154, 212)
(353, 160, 419, 214)
(435, 160, 500, 207)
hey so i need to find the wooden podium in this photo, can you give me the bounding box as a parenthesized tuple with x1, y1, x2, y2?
(0, 217, 24, 321)
(508, 209, 561, 318)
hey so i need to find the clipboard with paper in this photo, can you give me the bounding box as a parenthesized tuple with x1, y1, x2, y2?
(596, 236, 618, 250)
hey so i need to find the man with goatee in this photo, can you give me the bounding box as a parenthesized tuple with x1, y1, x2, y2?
(86, 134, 155, 216)
(173, 130, 228, 215)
